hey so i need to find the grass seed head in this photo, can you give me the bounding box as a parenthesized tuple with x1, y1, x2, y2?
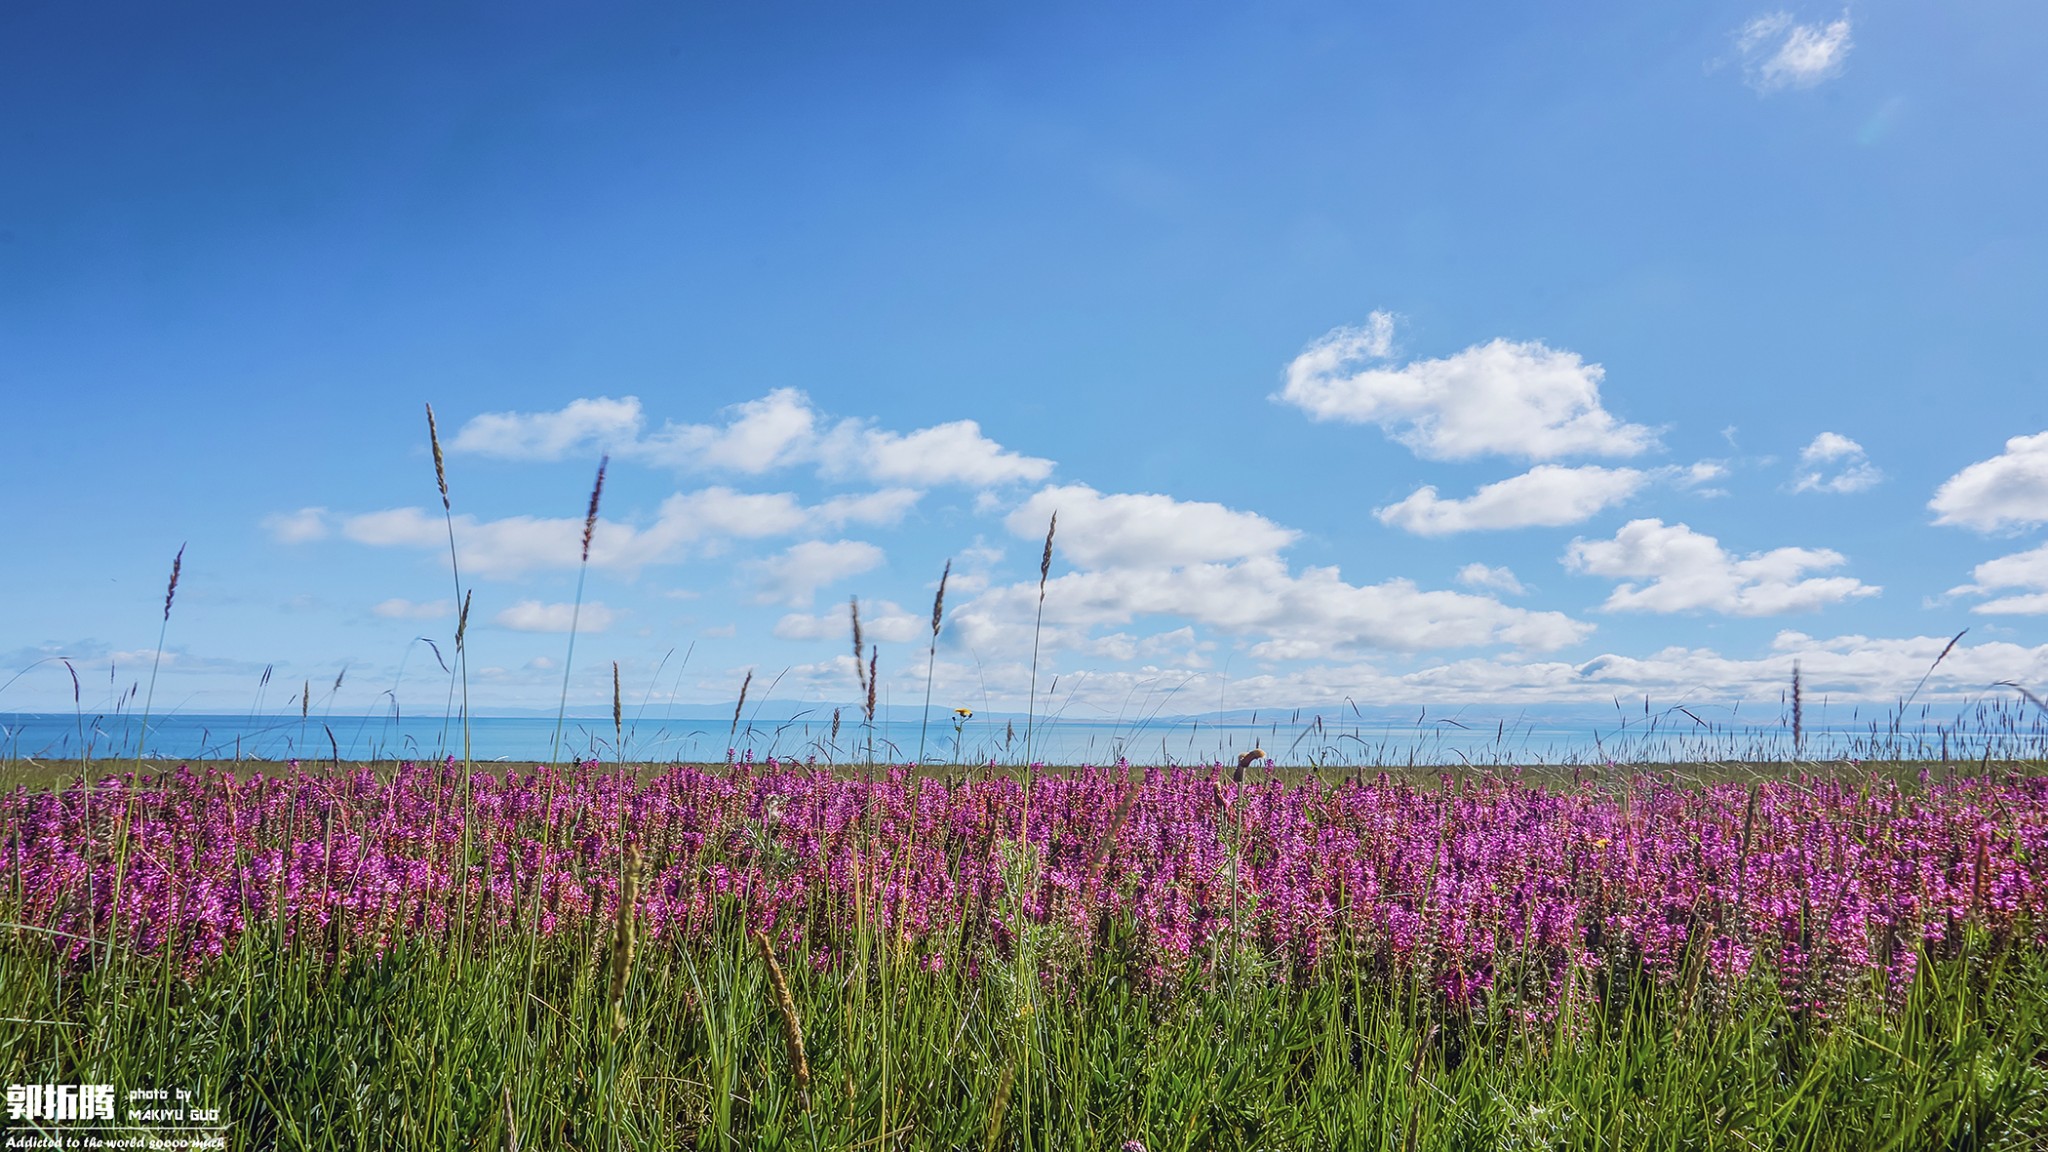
(752, 929, 812, 1105)
(425, 402, 450, 511)
(163, 543, 185, 622)
(850, 597, 865, 691)
(581, 455, 608, 563)
(1038, 512, 1057, 590)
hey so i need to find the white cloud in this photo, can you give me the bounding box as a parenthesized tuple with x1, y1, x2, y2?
(448, 389, 1051, 487)
(1793, 432, 1882, 493)
(494, 600, 617, 633)
(1006, 484, 1300, 569)
(951, 556, 1592, 661)
(825, 420, 1055, 487)
(1322, 631, 2046, 705)
(1948, 542, 2048, 616)
(773, 599, 923, 645)
(635, 389, 821, 473)
(264, 507, 331, 543)
(1566, 519, 1879, 616)
(1733, 12, 1853, 93)
(937, 484, 1591, 660)
(1090, 626, 1212, 666)
(1376, 465, 1650, 535)
(450, 397, 645, 460)
(1457, 564, 1526, 595)
(748, 540, 886, 607)
(331, 486, 918, 578)
(1277, 315, 1659, 461)
(371, 598, 453, 620)
(1929, 432, 2048, 533)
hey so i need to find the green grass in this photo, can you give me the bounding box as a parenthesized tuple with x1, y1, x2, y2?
(5, 900, 2046, 1150)
(5, 753, 2032, 797)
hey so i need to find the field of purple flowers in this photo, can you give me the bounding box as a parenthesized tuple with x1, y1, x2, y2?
(10, 758, 2048, 1013)
(7, 756, 2048, 1149)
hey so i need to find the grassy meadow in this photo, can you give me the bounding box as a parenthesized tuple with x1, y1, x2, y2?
(6, 421, 2048, 1151)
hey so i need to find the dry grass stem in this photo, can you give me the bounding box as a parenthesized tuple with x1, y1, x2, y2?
(751, 929, 812, 1108)
(163, 544, 184, 622)
(425, 402, 450, 511)
(1791, 662, 1804, 758)
(580, 456, 608, 563)
(607, 838, 643, 1034)
(850, 597, 865, 696)
(731, 669, 753, 742)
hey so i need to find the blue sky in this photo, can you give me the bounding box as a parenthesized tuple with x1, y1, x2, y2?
(4, 1, 2046, 719)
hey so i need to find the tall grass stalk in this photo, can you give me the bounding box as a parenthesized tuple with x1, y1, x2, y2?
(425, 404, 473, 771)
(1023, 513, 1055, 772)
(549, 455, 607, 769)
(915, 559, 950, 767)
(103, 543, 181, 966)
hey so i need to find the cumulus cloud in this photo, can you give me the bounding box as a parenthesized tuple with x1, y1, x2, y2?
(1277, 314, 1660, 461)
(1376, 465, 1650, 535)
(494, 600, 617, 633)
(449, 397, 645, 461)
(1929, 432, 2048, 533)
(748, 540, 886, 607)
(1793, 432, 1882, 493)
(951, 557, 1591, 661)
(370, 598, 453, 620)
(1566, 519, 1879, 616)
(773, 599, 924, 644)
(264, 507, 331, 543)
(824, 420, 1056, 487)
(945, 484, 1594, 659)
(448, 389, 1052, 487)
(329, 486, 918, 579)
(1457, 564, 1527, 595)
(1732, 11, 1853, 92)
(637, 389, 820, 472)
(1948, 542, 2048, 615)
(1343, 630, 2045, 705)
(1005, 484, 1300, 570)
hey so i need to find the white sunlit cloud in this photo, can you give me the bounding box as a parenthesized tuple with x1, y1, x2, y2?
(946, 485, 1593, 663)
(370, 598, 453, 620)
(1929, 431, 2048, 533)
(1793, 432, 1882, 493)
(448, 389, 1054, 488)
(320, 486, 919, 579)
(1329, 630, 2048, 705)
(773, 599, 924, 645)
(1376, 465, 1651, 536)
(1004, 484, 1300, 569)
(748, 540, 887, 607)
(263, 507, 331, 543)
(744, 485, 1597, 674)
(1947, 542, 2048, 616)
(1276, 312, 1661, 461)
(494, 600, 617, 633)
(1457, 564, 1527, 596)
(1566, 518, 1880, 616)
(1732, 11, 1853, 93)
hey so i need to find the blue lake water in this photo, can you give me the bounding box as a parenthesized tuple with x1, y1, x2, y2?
(3, 700, 2036, 767)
